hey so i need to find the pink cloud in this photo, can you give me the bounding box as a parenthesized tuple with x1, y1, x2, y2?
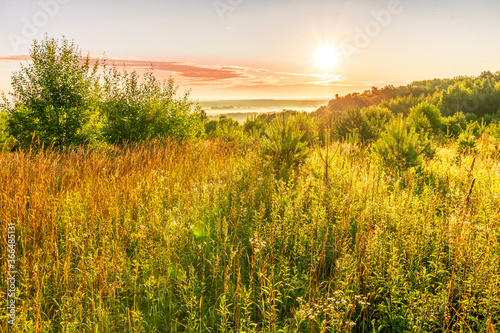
(0, 55, 348, 94)
(103, 58, 248, 81)
(0, 55, 31, 62)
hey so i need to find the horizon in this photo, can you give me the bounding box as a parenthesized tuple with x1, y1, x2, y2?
(1, 0, 500, 100)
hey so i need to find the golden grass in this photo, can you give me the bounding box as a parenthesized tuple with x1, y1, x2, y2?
(1, 141, 499, 332)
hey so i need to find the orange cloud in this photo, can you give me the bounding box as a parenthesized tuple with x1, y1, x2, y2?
(0, 55, 348, 96)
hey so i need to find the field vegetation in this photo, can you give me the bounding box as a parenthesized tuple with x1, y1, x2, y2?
(1, 36, 500, 332)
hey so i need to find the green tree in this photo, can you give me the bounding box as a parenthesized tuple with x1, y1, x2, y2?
(101, 66, 203, 143)
(438, 81, 473, 117)
(0, 108, 15, 150)
(7, 36, 99, 147)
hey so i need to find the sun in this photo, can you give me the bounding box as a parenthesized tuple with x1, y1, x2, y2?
(314, 44, 341, 73)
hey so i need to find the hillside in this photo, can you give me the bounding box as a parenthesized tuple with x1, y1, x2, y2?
(316, 71, 500, 117)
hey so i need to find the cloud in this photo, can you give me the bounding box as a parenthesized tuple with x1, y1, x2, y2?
(0, 55, 348, 93)
(103, 58, 248, 81)
(0, 55, 30, 62)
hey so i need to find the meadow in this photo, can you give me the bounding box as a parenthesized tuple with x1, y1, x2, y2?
(2, 36, 500, 332)
(1, 138, 499, 332)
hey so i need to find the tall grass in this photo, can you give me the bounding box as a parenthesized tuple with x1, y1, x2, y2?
(1, 140, 499, 332)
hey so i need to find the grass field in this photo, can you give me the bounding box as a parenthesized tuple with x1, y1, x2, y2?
(1, 140, 499, 332)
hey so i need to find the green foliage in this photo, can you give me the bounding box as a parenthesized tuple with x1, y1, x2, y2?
(443, 111, 468, 137)
(486, 120, 500, 139)
(408, 102, 443, 134)
(288, 110, 318, 144)
(7, 36, 99, 148)
(2, 140, 500, 332)
(261, 112, 309, 179)
(360, 105, 393, 140)
(438, 76, 500, 117)
(455, 121, 485, 156)
(456, 130, 477, 155)
(205, 115, 246, 142)
(318, 71, 500, 137)
(482, 110, 500, 124)
(332, 107, 364, 139)
(243, 114, 266, 142)
(438, 80, 474, 116)
(0, 110, 15, 150)
(465, 120, 486, 138)
(330, 106, 393, 142)
(243, 114, 265, 136)
(101, 67, 204, 143)
(371, 116, 435, 173)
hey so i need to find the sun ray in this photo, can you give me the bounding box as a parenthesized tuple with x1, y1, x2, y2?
(313, 44, 341, 74)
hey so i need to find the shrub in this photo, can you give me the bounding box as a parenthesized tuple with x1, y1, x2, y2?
(360, 105, 393, 141)
(371, 116, 434, 173)
(243, 114, 266, 140)
(101, 67, 204, 143)
(333, 107, 364, 140)
(408, 102, 443, 134)
(260, 112, 309, 180)
(205, 115, 246, 142)
(290, 111, 319, 145)
(466, 120, 487, 138)
(442, 112, 467, 138)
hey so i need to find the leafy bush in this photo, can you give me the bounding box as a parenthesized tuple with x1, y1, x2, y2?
(101, 67, 204, 143)
(332, 106, 393, 142)
(371, 116, 434, 173)
(408, 102, 443, 134)
(7, 36, 100, 148)
(205, 115, 246, 142)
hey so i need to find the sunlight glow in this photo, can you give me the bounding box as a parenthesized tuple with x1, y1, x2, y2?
(313, 44, 341, 73)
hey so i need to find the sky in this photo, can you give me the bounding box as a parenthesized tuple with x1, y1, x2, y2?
(1, 0, 500, 100)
